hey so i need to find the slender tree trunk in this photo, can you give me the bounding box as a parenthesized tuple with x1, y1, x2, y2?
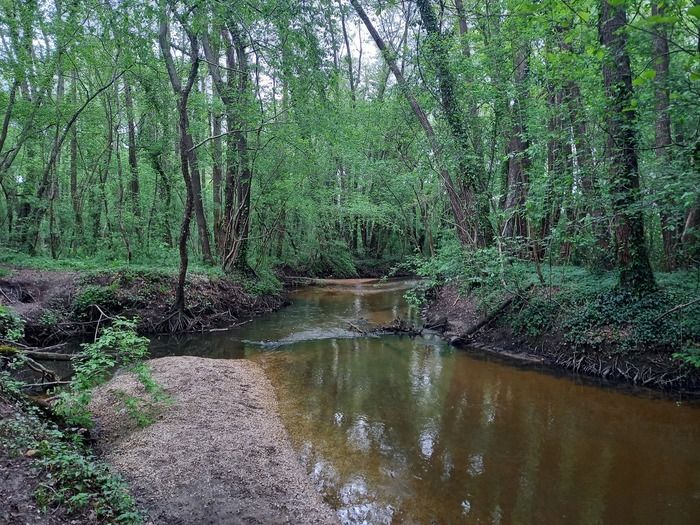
(503, 45, 530, 241)
(338, 1, 356, 103)
(651, 3, 679, 271)
(211, 107, 223, 254)
(599, 0, 655, 292)
(159, 16, 200, 313)
(70, 71, 83, 249)
(124, 79, 141, 235)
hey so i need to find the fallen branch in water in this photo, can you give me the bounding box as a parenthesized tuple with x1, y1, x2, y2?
(0, 346, 74, 361)
(346, 321, 368, 335)
(373, 318, 422, 337)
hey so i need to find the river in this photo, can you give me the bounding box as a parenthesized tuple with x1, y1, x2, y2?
(152, 279, 700, 524)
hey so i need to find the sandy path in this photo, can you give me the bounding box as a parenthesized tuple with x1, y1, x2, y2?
(90, 356, 337, 524)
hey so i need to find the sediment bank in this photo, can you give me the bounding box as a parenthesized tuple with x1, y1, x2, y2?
(423, 283, 700, 392)
(89, 356, 337, 524)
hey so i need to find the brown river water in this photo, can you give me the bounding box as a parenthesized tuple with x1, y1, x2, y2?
(153, 279, 700, 524)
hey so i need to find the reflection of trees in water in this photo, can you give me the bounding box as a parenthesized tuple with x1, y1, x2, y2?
(257, 337, 700, 524)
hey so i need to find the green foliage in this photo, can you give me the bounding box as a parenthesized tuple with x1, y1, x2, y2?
(72, 284, 120, 320)
(54, 317, 166, 428)
(510, 295, 560, 337)
(0, 306, 24, 342)
(0, 399, 141, 523)
(38, 309, 61, 328)
(310, 239, 358, 278)
(241, 266, 282, 297)
(674, 345, 700, 368)
(562, 289, 678, 351)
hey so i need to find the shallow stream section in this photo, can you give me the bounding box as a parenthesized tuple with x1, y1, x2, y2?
(152, 279, 700, 524)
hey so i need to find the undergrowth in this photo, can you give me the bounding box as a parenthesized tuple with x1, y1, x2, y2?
(0, 392, 142, 524)
(55, 317, 168, 428)
(409, 236, 700, 363)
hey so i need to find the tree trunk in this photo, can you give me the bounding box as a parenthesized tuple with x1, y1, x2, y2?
(502, 45, 530, 241)
(124, 79, 141, 231)
(70, 72, 83, 248)
(416, 0, 490, 246)
(599, 0, 655, 292)
(159, 16, 201, 313)
(651, 3, 680, 271)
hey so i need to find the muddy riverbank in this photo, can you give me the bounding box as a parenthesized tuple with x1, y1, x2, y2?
(0, 267, 283, 344)
(89, 356, 337, 524)
(423, 283, 700, 392)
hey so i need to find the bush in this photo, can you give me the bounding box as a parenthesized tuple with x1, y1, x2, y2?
(0, 399, 142, 523)
(0, 306, 24, 342)
(510, 295, 560, 337)
(562, 288, 683, 352)
(54, 317, 166, 428)
(72, 283, 120, 320)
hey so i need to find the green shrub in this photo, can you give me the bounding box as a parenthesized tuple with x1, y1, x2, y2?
(0, 306, 24, 342)
(242, 266, 282, 297)
(562, 288, 680, 351)
(72, 283, 120, 320)
(55, 317, 166, 428)
(674, 345, 700, 369)
(511, 295, 560, 337)
(313, 239, 357, 277)
(0, 399, 141, 523)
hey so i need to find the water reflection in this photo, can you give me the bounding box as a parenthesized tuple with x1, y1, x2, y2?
(160, 280, 700, 524)
(258, 336, 700, 524)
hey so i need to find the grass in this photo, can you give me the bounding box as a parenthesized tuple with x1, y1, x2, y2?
(410, 240, 700, 359)
(0, 248, 225, 279)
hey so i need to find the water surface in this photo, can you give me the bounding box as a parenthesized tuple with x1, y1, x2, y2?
(155, 279, 700, 524)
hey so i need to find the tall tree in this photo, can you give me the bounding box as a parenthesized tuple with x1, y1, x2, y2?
(598, 0, 655, 292)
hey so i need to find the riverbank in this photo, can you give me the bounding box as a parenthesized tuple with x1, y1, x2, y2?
(0, 266, 283, 344)
(423, 281, 700, 392)
(89, 356, 336, 524)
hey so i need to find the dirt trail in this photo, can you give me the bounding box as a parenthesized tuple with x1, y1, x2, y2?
(89, 356, 337, 525)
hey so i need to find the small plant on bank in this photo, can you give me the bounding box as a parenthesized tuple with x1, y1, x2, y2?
(674, 345, 700, 369)
(0, 393, 142, 524)
(72, 283, 121, 320)
(0, 305, 24, 342)
(54, 316, 167, 428)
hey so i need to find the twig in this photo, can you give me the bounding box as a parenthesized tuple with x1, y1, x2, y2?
(654, 298, 700, 321)
(21, 380, 70, 389)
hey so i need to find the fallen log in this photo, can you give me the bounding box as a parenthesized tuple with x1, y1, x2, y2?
(0, 346, 74, 361)
(452, 285, 534, 344)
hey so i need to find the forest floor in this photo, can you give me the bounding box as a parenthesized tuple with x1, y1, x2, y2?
(89, 356, 337, 525)
(0, 266, 284, 345)
(0, 400, 90, 525)
(423, 283, 700, 392)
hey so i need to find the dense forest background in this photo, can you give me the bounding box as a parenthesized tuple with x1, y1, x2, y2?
(0, 0, 698, 304)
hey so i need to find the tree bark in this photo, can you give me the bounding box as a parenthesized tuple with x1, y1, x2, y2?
(599, 0, 655, 292)
(416, 0, 490, 246)
(651, 3, 680, 271)
(124, 79, 142, 231)
(159, 16, 200, 312)
(503, 45, 530, 241)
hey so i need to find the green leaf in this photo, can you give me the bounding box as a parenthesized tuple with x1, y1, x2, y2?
(688, 5, 700, 18)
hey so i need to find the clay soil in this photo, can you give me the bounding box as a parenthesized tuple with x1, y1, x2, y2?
(89, 356, 337, 525)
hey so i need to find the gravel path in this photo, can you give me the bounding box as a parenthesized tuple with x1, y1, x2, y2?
(90, 356, 337, 525)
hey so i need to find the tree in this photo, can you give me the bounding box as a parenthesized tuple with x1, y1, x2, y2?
(599, 0, 655, 292)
